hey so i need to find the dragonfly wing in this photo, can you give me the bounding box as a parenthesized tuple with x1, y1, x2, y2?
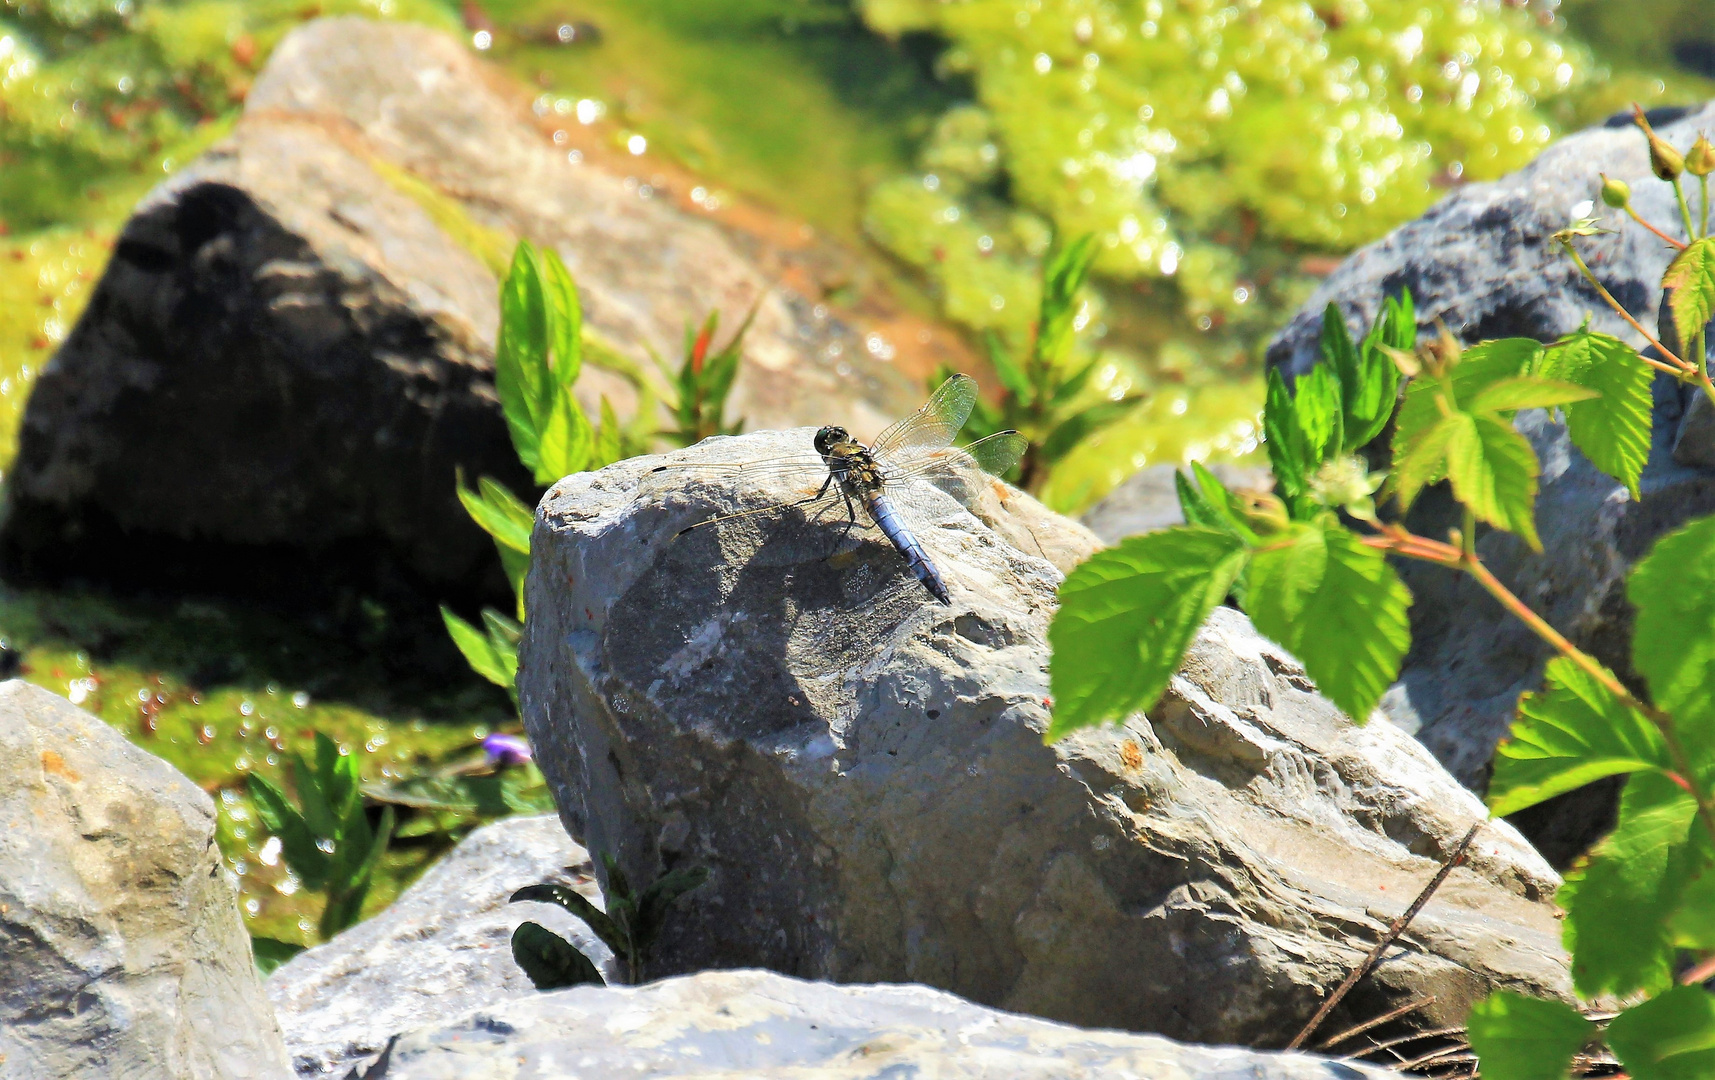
(880, 431, 1027, 485)
(868, 374, 979, 461)
(636, 453, 828, 501)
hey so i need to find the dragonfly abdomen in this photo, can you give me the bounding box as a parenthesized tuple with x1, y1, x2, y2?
(866, 492, 950, 605)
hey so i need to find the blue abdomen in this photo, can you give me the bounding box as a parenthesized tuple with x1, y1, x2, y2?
(867, 493, 950, 604)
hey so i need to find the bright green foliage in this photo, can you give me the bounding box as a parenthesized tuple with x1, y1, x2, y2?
(1631, 515, 1715, 744)
(1539, 329, 1656, 498)
(1047, 527, 1248, 739)
(1465, 991, 1594, 1080)
(441, 607, 521, 699)
(496, 241, 594, 485)
(510, 921, 605, 991)
(511, 855, 710, 985)
(1243, 516, 1411, 724)
(1489, 657, 1672, 818)
(1175, 462, 1259, 545)
(456, 472, 535, 614)
(1446, 411, 1544, 549)
(1263, 367, 1316, 504)
(1324, 301, 1403, 453)
(247, 733, 396, 941)
(660, 308, 752, 448)
(941, 235, 1141, 490)
(1606, 984, 1715, 1080)
(1559, 773, 1704, 998)
(1663, 237, 1715, 356)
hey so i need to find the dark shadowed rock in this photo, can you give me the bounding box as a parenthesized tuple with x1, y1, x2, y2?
(268, 815, 609, 1078)
(0, 680, 291, 1079)
(370, 969, 1393, 1079)
(1264, 103, 1715, 865)
(4, 17, 914, 604)
(516, 429, 1571, 1047)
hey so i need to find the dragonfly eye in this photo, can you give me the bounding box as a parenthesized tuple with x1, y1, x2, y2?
(813, 426, 849, 456)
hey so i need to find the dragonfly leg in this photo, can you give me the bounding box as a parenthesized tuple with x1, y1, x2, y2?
(828, 490, 863, 557)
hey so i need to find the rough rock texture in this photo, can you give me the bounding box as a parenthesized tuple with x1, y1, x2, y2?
(1264, 103, 1715, 863)
(1267, 103, 1715, 379)
(4, 16, 914, 600)
(518, 429, 1571, 1046)
(1081, 463, 1272, 545)
(371, 969, 1392, 1079)
(268, 814, 609, 1078)
(0, 680, 291, 1080)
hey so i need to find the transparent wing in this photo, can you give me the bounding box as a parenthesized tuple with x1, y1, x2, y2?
(868, 374, 979, 463)
(636, 452, 829, 502)
(880, 430, 1027, 484)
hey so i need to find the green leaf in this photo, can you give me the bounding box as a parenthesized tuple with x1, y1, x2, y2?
(1466, 991, 1594, 1080)
(495, 241, 551, 472)
(1175, 463, 1257, 545)
(1607, 984, 1715, 1080)
(1175, 469, 1223, 531)
(1035, 234, 1099, 368)
(595, 396, 622, 468)
(500, 545, 530, 620)
(1047, 527, 1249, 739)
(634, 865, 710, 958)
(1379, 288, 1416, 352)
(1338, 303, 1402, 451)
(511, 882, 625, 958)
(1444, 410, 1543, 550)
(1293, 362, 1345, 468)
(457, 474, 533, 554)
(1241, 516, 1411, 723)
(250, 936, 306, 977)
(1663, 236, 1715, 355)
(321, 805, 394, 938)
(246, 772, 330, 890)
(1630, 514, 1715, 744)
(1489, 656, 1673, 817)
(481, 609, 522, 690)
(1670, 860, 1715, 950)
(984, 333, 1030, 401)
(1538, 330, 1653, 498)
(1050, 356, 1103, 408)
(1040, 398, 1138, 466)
(1467, 377, 1598, 414)
(1560, 772, 1705, 998)
(1455, 338, 1543, 397)
(1264, 367, 1313, 500)
(537, 244, 584, 390)
(534, 384, 594, 483)
(511, 922, 605, 990)
(1390, 380, 1455, 510)
(442, 606, 515, 690)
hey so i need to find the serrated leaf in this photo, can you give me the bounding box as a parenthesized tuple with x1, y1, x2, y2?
(1445, 410, 1543, 550)
(442, 606, 514, 690)
(1175, 469, 1223, 531)
(1560, 772, 1705, 998)
(1264, 367, 1313, 499)
(1183, 461, 1260, 544)
(1047, 527, 1250, 739)
(1538, 329, 1653, 497)
(1663, 236, 1715, 355)
(1489, 656, 1672, 817)
(1467, 376, 1598, 413)
(1457, 338, 1544, 395)
(1390, 386, 1457, 510)
(1338, 302, 1402, 451)
(1631, 515, 1715, 749)
(1607, 984, 1715, 1080)
(1293, 362, 1344, 468)
(1670, 860, 1715, 950)
(1241, 517, 1411, 723)
(1466, 991, 1594, 1080)
(511, 921, 605, 990)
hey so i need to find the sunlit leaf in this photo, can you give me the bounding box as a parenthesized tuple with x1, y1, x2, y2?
(1663, 236, 1715, 356)
(442, 605, 514, 690)
(1265, 367, 1314, 500)
(1444, 410, 1543, 550)
(1538, 329, 1653, 497)
(1293, 362, 1344, 468)
(1047, 527, 1249, 739)
(1467, 991, 1594, 1080)
(1466, 376, 1597, 414)
(1608, 984, 1715, 1080)
(1630, 515, 1715, 750)
(457, 474, 533, 554)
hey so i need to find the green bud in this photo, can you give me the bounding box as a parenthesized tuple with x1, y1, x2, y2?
(1600, 174, 1632, 208)
(1634, 105, 1685, 182)
(1688, 133, 1715, 178)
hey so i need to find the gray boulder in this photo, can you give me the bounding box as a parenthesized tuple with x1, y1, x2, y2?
(0, 680, 291, 1080)
(4, 16, 914, 600)
(1264, 103, 1715, 863)
(369, 968, 1392, 1079)
(517, 430, 1571, 1047)
(268, 814, 610, 1078)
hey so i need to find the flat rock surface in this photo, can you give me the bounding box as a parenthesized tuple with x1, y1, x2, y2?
(372, 968, 1392, 1079)
(518, 429, 1571, 1046)
(4, 16, 916, 599)
(0, 680, 291, 1080)
(268, 814, 609, 1078)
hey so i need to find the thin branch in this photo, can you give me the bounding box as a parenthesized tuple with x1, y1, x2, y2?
(1318, 995, 1440, 1051)
(1626, 204, 1689, 250)
(1394, 1047, 1475, 1073)
(1288, 826, 1481, 1050)
(1683, 952, 1715, 986)
(1559, 241, 1694, 372)
(1345, 1026, 1470, 1061)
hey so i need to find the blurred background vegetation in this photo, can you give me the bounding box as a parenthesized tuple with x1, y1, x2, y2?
(2, 0, 1711, 945)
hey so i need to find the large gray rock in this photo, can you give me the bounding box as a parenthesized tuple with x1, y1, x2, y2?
(4, 17, 914, 600)
(517, 429, 1571, 1047)
(268, 814, 610, 1078)
(369, 968, 1392, 1078)
(1264, 103, 1715, 863)
(1267, 103, 1715, 379)
(0, 680, 291, 1080)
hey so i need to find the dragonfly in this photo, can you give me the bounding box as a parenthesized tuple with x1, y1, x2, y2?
(644, 374, 1027, 605)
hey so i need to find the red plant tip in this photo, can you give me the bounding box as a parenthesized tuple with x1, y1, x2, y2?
(691, 326, 713, 374)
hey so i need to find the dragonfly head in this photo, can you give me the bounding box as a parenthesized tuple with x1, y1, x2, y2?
(813, 425, 851, 460)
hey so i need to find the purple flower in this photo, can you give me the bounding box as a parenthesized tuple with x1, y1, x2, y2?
(482, 733, 533, 768)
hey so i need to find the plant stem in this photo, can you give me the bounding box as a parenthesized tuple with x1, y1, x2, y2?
(1560, 242, 1696, 374)
(1628, 204, 1690, 251)
(1701, 175, 1710, 240)
(1676, 177, 1699, 242)
(1459, 506, 1476, 561)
